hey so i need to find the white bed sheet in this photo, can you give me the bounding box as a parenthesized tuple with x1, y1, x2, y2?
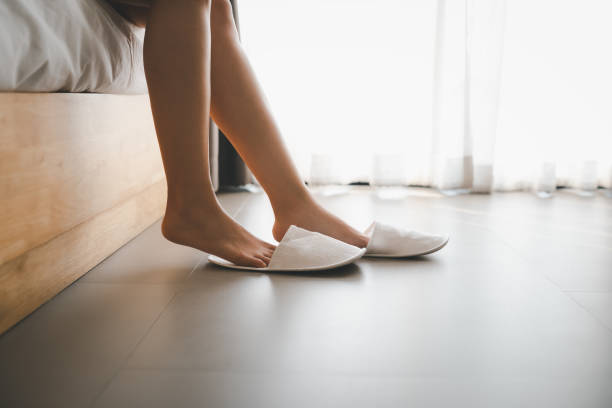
(0, 0, 146, 94)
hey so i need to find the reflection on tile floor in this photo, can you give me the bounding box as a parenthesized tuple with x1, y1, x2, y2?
(1, 189, 611, 408)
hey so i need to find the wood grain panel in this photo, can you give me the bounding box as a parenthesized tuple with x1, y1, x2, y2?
(0, 180, 167, 334)
(0, 93, 165, 265)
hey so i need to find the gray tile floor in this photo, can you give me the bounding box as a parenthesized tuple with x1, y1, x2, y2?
(1, 188, 611, 408)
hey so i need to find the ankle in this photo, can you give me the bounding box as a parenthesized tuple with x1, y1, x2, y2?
(270, 186, 317, 217)
(165, 179, 218, 209)
(162, 201, 226, 243)
(166, 191, 222, 216)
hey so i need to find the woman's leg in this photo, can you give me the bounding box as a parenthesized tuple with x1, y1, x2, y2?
(144, 0, 274, 267)
(209, 0, 368, 247)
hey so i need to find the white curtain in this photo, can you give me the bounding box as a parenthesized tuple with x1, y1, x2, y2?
(239, 0, 612, 193)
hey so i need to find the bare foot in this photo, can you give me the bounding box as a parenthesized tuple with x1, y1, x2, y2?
(272, 198, 369, 248)
(162, 205, 276, 268)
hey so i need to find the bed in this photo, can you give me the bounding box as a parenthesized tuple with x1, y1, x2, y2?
(0, 0, 166, 334)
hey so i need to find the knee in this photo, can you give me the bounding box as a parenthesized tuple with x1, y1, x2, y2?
(211, 0, 236, 31)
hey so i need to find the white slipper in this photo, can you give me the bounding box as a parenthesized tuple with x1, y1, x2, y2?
(364, 221, 449, 258)
(208, 225, 366, 272)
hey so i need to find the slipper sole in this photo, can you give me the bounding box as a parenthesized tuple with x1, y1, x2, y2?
(208, 248, 366, 272)
(364, 236, 450, 258)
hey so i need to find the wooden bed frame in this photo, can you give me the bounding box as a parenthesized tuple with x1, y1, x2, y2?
(0, 93, 167, 335)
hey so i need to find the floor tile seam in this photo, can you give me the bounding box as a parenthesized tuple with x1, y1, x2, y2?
(184, 192, 262, 274)
(563, 292, 612, 335)
(226, 193, 256, 219)
(486, 228, 612, 333)
(86, 287, 182, 408)
(148, 194, 255, 284)
(113, 365, 611, 382)
(492, 227, 612, 293)
(183, 257, 208, 282)
(562, 290, 612, 294)
(431, 204, 612, 241)
(75, 281, 184, 287)
(181, 193, 247, 280)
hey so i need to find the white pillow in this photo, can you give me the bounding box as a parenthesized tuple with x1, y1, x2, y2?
(0, 0, 146, 94)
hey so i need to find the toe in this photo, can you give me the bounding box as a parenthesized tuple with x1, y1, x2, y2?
(252, 257, 267, 268)
(256, 252, 271, 263)
(356, 234, 370, 248)
(235, 253, 263, 268)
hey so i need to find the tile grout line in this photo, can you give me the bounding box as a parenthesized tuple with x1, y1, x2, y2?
(563, 292, 612, 335)
(487, 227, 612, 335)
(87, 287, 182, 408)
(184, 192, 255, 279)
(88, 194, 255, 404)
(227, 192, 256, 219)
(95, 365, 481, 380)
(184, 256, 207, 282)
(562, 290, 612, 293)
(76, 281, 183, 286)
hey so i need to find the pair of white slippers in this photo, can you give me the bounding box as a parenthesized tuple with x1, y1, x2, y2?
(208, 221, 450, 272)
